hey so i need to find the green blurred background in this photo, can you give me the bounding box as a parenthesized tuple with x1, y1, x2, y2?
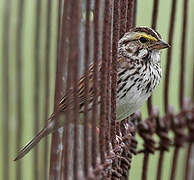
(0, 0, 193, 180)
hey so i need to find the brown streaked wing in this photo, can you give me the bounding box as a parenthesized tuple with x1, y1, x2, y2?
(54, 61, 102, 115)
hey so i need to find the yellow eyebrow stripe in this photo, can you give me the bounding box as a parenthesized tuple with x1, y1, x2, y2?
(136, 33, 158, 42)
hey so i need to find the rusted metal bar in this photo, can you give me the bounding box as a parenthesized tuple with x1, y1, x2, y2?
(105, 0, 113, 154)
(111, 0, 120, 148)
(147, 0, 159, 115)
(185, 143, 193, 180)
(170, 0, 189, 179)
(156, 151, 164, 180)
(147, 0, 159, 111)
(164, 0, 177, 113)
(62, 36, 72, 180)
(138, 115, 156, 180)
(92, 0, 100, 169)
(126, 0, 135, 31)
(132, 0, 137, 27)
(83, 0, 91, 177)
(170, 110, 187, 180)
(49, 0, 69, 179)
(2, 0, 11, 179)
(120, 0, 128, 38)
(112, 3, 124, 177)
(62, 39, 72, 180)
(151, 0, 159, 30)
(15, 0, 25, 179)
(113, 2, 129, 178)
(100, 0, 110, 164)
(147, 95, 152, 117)
(142, 1, 159, 179)
(34, 1, 42, 179)
(70, 0, 81, 179)
(156, 114, 171, 180)
(157, 0, 177, 180)
(43, 0, 52, 179)
(56, 0, 63, 64)
(170, 147, 180, 180)
(142, 152, 150, 180)
(179, 0, 188, 108)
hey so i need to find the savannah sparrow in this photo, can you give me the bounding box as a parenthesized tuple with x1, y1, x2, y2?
(14, 27, 169, 161)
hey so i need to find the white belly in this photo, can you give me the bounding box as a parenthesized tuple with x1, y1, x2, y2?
(116, 86, 151, 121)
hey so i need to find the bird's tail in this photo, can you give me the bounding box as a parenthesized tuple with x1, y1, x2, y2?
(14, 120, 54, 161)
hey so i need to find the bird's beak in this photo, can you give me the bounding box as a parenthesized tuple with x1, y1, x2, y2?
(152, 39, 170, 50)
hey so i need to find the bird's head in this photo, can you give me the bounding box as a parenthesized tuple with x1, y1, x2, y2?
(118, 27, 170, 61)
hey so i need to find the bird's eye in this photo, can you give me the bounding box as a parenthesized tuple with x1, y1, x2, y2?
(139, 37, 148, 43)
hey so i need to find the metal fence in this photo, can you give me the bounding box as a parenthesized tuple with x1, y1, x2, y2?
(0, 0, 194, 180)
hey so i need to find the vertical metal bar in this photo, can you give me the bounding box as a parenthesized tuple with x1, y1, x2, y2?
(183, 2, 194, 180)
(170, 148, 180, 180)
(132, 0, 137, 27)
(62, 18, 72, 179)
(141, 1, 159, 180)
(49, 0, 69, 179)
(44, 0, 52, 179)
(106, 0, 113, 154)
(56, 0, 63, 66)
(120, 0, 128, 38)
(2, 0, 11, 179)
(158, 0, 177, 180)
(92, 0, 100, 169)
(63, 35, 72, 180)
(126, 0, 134, 31)
(179, 0, 188, 108)
(111, 0, 120, 148)
(147, 0, 160, 113)
(170, 0, 188, 180)
(34, 1, 42, 179)
(156, 151, 164, 180)
(147, 98, 153, 117)
(151, 0, 159, 30)
(100, 0, 110, 164)
(185, 143, 193, 180)
(164, 0, 177, 113)
(70, 0, 81, 179)
(84, 0, 90, 177)
(15, 0, 25, 179)
(142, 152, 150, 180)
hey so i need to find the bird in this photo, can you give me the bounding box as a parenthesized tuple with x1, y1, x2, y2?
(14, 26, 169, 161)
